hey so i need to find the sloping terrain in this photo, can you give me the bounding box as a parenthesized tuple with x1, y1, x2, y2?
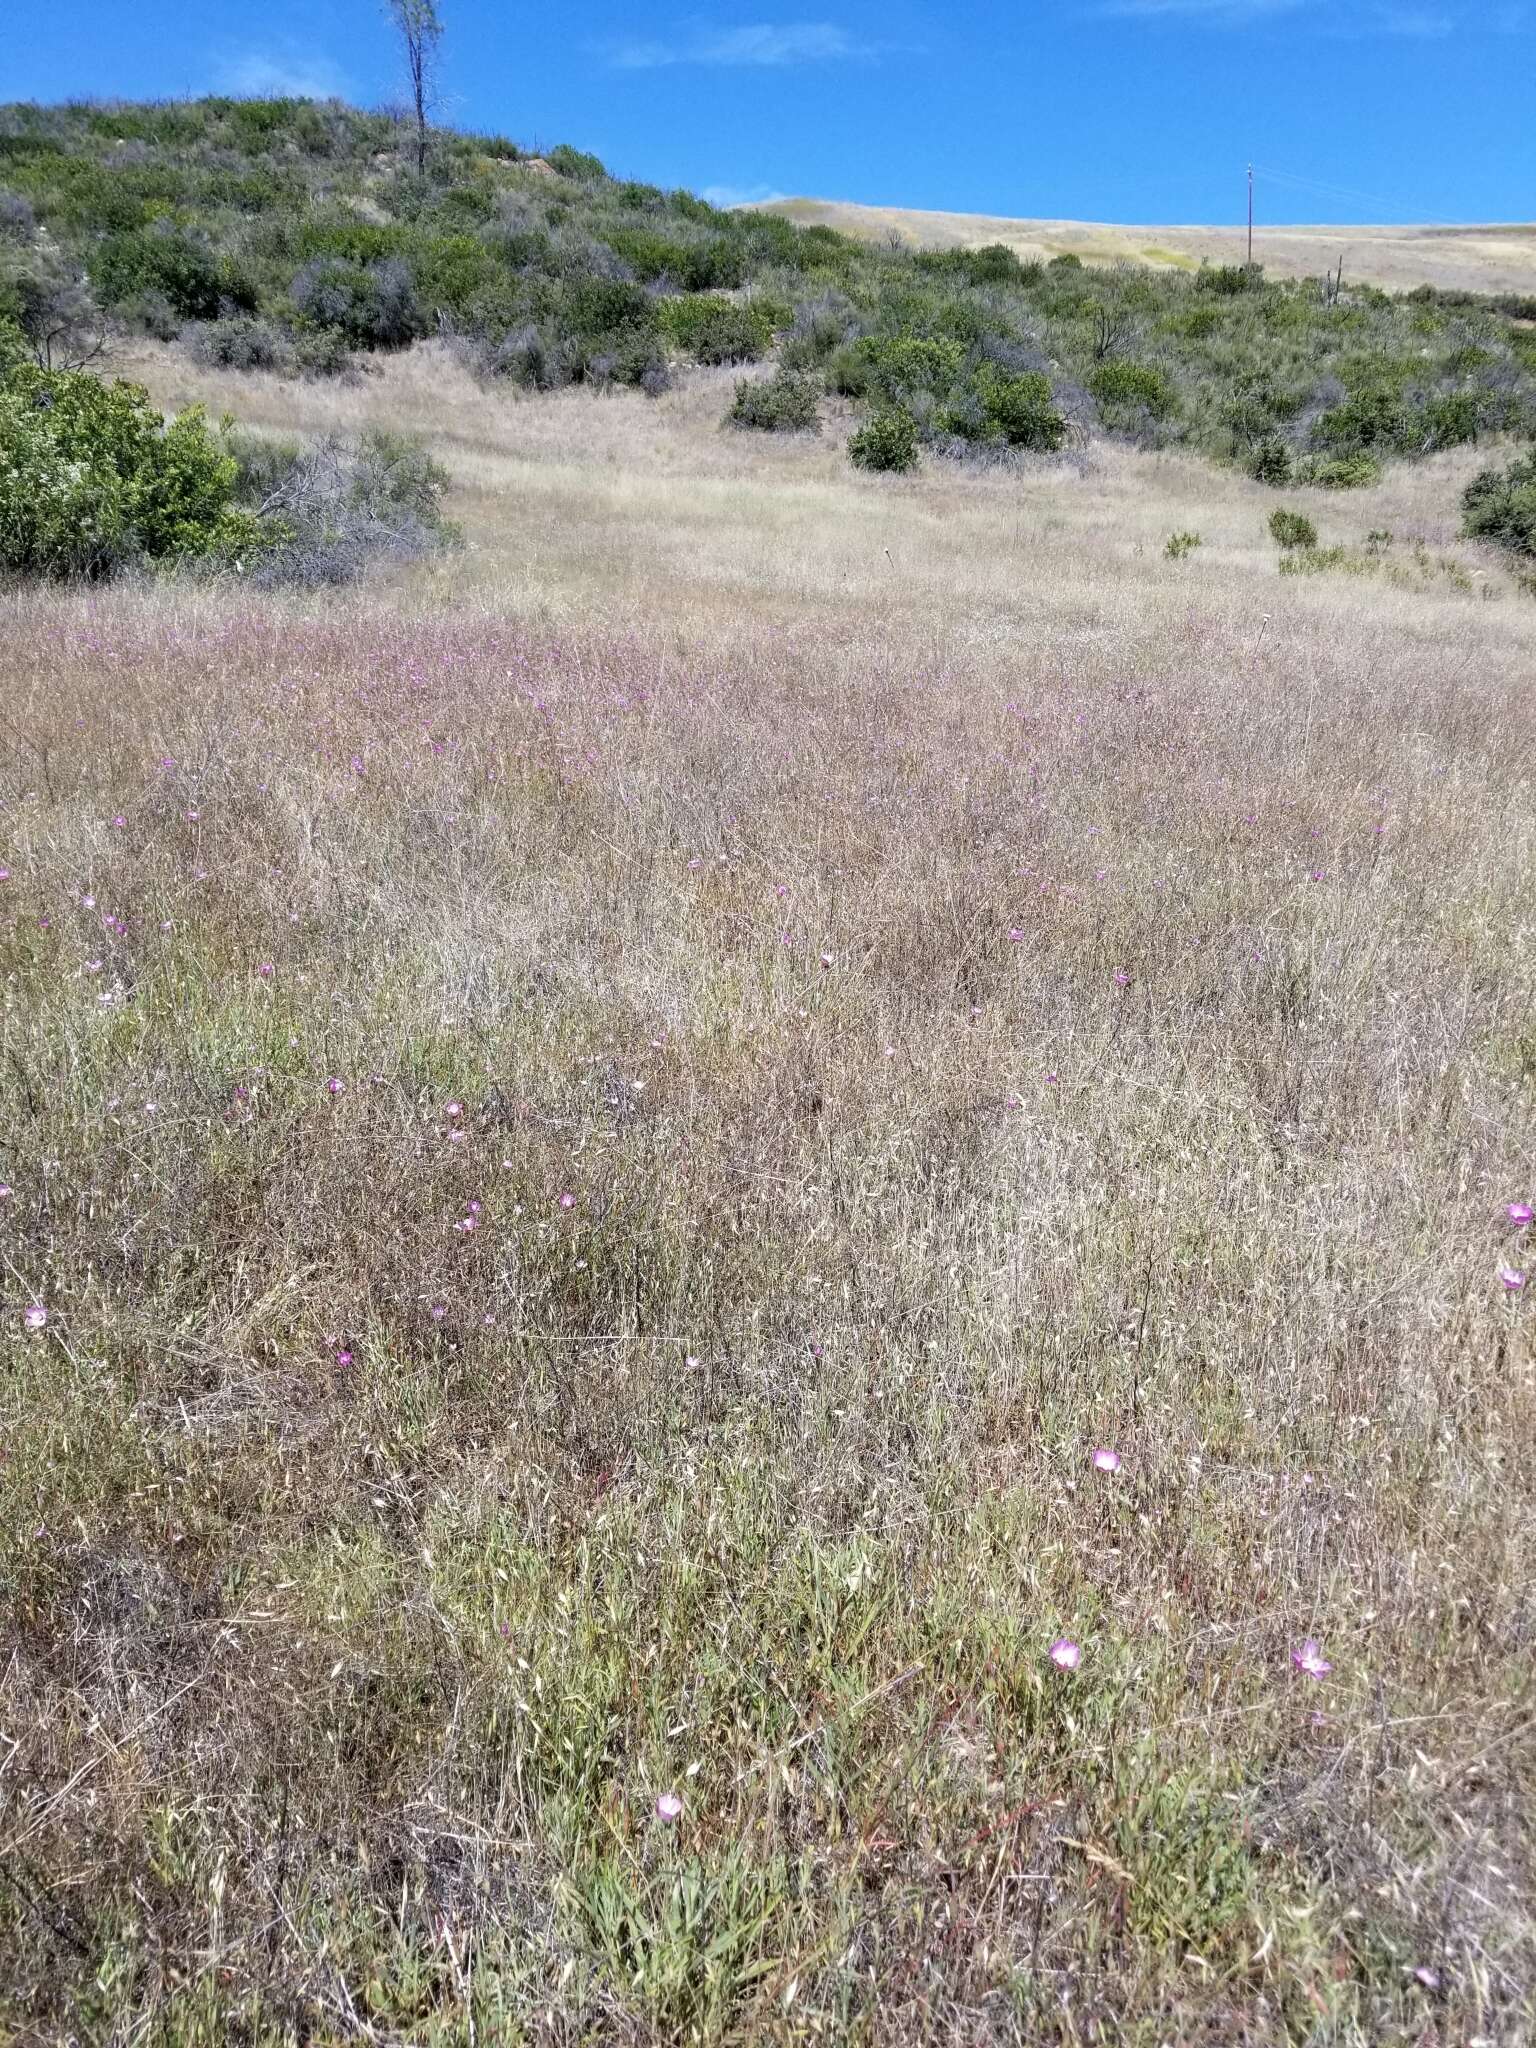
(762, 196, 1536, 298)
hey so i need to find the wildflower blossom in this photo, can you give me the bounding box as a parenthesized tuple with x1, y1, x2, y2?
(559, 1191, 576, 1210)
(1499, 1267, 1526, 1292)
(326, 1077, 345, 1096)
(1507, 1202, 1533, 1227)
(1048, 1638, 1081, 1671)
(655, 1792, 684, 1821)
(23, 1302, 47, 1332)
(1291, 1639, 1332, 1680)
(1091, 1447, 1122, 1474)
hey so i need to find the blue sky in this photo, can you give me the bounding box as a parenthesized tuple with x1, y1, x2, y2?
(8, 0, 1534, 224)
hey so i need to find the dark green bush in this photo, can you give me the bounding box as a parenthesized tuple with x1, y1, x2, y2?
(848, 406, 919, 472)
(1088, 358, 1177, 421)
(290, 257, 424, 347)
(658, 294, 771, 364)
(1315, 386, 1408, 453)
(1269, 507, 1318, 550)
(1245, 437, 1293, 485)
(967, 364, 1066, 449)
(548, 145, 606, 182)
(1294, 453, 1380, 489)
(1195, 263, 1261, 296)
(727, 370, 820, 432)
(0, 362, 262, 577)
(1462, 449, 1536, 558)
(94, 228, 254, 320)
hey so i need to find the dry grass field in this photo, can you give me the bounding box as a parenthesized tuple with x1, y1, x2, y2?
(2, 343, 1535, 2044)
(759, 198, 1536, 298)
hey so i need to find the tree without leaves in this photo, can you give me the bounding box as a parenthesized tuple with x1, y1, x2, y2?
(386, 0, 443, 177)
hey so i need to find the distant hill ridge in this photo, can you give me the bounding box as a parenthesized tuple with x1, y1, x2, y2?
(758, 197, 1536, 300)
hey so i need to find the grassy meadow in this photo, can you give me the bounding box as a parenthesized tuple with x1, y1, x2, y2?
(2, 344, 1536, 2044)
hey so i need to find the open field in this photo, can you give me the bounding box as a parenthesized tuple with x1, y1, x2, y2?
(759, 198, 1536, 297)
(3, 345, 1536, 2043)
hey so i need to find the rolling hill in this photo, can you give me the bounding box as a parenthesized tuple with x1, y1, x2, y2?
(759, 196, 1536, 299)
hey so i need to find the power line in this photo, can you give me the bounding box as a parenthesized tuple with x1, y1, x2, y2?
(1249, 161, 1466, 228)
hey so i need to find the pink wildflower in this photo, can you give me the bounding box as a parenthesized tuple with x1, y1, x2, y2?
(23, 1302, 47, 1332)
(1506, 1202, 1533, 1227)
(558, 1191, 576, 1210)
(257, 962, 274, 979)
(1291, 1639, 1332, 1680)
(654, 1792, 684, 1821)
(336, 1349, 353, 1366)
(445, 1100, 463, 1118)
(1090, 1448, 1122, 1474)
(326, 1077, 345, 1096)
(1499, 1267, 1527, 1292)
(1048, 1638, 1081, 1671)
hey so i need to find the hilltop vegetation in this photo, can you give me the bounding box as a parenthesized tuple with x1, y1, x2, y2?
(2, 95, 1535, 500)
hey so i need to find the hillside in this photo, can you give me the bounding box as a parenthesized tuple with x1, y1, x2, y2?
(761, 197, 1536, 300)
(3, 96, 1536, 504)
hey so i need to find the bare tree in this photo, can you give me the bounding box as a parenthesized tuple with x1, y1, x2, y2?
(386, 0, 443, 177)
(6, 259, 107, 370)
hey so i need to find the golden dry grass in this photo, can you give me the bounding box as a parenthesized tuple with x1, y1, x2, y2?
(759, 198, 1536, 297)
(2, 344, 1535, 2044)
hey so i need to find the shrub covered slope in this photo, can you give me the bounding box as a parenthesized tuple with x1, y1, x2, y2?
(2, 94, 1535, 484)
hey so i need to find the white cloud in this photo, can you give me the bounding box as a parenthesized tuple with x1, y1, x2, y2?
(604, 21, 875, 68)
(213, 48, 351, 100)
(701, 181, 791, 207)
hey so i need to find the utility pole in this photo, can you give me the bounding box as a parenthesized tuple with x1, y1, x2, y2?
(1247, 163, 1254, 266)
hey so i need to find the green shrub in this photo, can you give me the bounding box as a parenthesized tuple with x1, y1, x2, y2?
(1164, 530, 1201, 559)
(727, 371, 820, 432)
(186, 316, 291, 372)
(290, 257, 424, 348)
(0, 362, 261, 577)
(1316, 386, 1407, 453)
(849, 406, 919, 473)
(658, 294, 771, 365)
(1462, 449, 1536, 558)
(1294, 452, 1380, 490)
(1245, 437, 1292, 485)
(969, 363, 1066, 450)
(853, 334, 965, 405)
(1269, 507, 1318, 551)
(1417, 390, 1484, 451)
(548, 144, 606, 182)
(1195, 263, 1261, 296)
(94, 229, 254, 320)
(1088, 358, 1177, 421)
